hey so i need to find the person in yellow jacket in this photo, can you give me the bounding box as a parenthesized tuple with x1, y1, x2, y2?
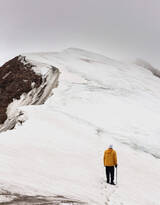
(103, 144, 117, 185)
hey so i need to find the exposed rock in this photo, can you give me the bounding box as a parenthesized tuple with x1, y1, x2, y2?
(135, 58, 160, 78)
(0, 189, 86, 204)
(0, 55, 59, 131)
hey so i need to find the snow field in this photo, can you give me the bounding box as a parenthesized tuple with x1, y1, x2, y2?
(0, 48, 160, 204)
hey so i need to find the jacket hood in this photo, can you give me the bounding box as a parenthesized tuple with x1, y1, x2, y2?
(106, 148, 113, 153)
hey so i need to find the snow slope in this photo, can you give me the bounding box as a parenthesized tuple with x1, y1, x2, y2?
(0, 48, 160, 204)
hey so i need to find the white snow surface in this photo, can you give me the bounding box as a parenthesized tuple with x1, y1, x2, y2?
(0, 48, 160, 204)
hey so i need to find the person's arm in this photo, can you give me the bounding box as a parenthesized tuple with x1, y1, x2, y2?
(103, 151, 106, 166)
(114, 151, 117, 167)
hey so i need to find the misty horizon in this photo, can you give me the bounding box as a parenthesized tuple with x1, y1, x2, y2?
(1, 0, 160, 67)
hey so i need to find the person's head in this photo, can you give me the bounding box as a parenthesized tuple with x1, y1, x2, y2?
(109, 144, 113, 149)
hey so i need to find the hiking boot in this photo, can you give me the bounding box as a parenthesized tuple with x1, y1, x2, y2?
(110, 182, 116, 185)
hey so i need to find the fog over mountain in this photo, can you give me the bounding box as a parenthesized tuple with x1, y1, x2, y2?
(1, 0, 160, 67)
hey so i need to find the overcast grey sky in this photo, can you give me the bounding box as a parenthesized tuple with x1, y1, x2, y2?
(0, 0, 160, 66)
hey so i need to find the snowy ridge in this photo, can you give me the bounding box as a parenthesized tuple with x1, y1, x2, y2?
(26, 48, 160, 158)
(0, 48, 160, 204)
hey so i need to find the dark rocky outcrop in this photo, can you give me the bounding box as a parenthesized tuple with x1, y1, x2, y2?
(0, 56, 42, 124)
(0, 55, 59, 129)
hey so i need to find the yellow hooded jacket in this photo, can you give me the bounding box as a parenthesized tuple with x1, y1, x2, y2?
(104, 148, 117, 166)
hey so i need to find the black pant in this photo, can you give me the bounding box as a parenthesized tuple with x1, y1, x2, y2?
(105, 166, 114, 183)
